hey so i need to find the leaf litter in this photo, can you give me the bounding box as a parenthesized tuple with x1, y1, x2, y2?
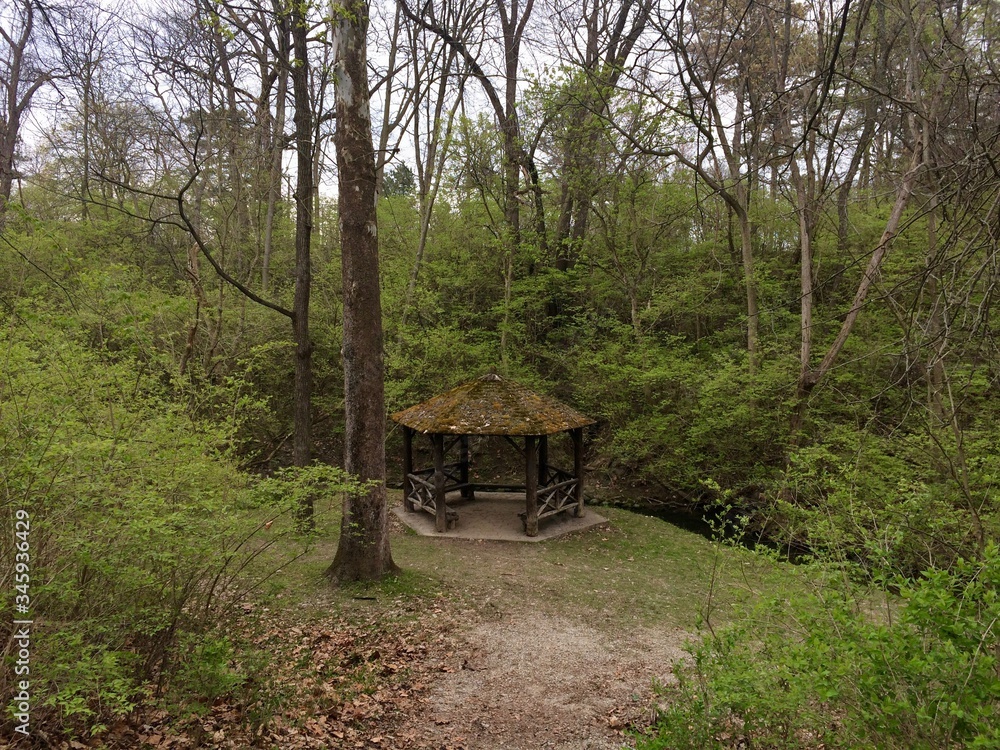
(16, 591, 687, 750)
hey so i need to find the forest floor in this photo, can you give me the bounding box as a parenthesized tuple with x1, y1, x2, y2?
(384, 606, 685, 749)
(238, 500, 779, 750)
(37, 501, 783, 750)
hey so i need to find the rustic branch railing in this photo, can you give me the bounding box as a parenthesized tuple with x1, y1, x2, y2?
(407, 472, 436, 513)
(537, 477, 578, 518)
(411, 462, 464, 487)
(405, 451, 584, 535)
(542, 466, 573, 486)
(406, 471, 467, 527)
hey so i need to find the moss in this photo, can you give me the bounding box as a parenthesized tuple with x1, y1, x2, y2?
(391, 374, 595, 436)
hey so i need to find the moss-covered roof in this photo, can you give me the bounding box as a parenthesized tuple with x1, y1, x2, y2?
(391, 374, 595, 436)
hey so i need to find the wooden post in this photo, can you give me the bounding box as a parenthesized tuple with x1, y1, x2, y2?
(460, 434, 473, 500)
(572, 427, 585, 517)
(433, 433, 447, 532)
(525, 435, 538, 536)
(402, 427, 414, 512)
(538, 433, 548, 487)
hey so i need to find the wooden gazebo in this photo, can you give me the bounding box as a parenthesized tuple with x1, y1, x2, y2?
(391, 374, 596, 536)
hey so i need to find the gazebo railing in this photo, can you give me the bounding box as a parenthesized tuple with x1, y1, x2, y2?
(541, 466, 574, 487)
(405, 469, 467, 526)
(406, 452, 581, 528)
(537, 476, 579, 520)
(405, 473, 435, 513)
(410, 462, 465, 487)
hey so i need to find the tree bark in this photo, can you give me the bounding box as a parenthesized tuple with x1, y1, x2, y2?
(290, 4, 314, 489)
(327, 0, 397, 582)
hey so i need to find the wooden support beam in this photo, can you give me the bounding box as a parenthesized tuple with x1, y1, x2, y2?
(572, 427, 585, 518)
(525, 435, 538, 536)
(460, 434, 473, 500)
(433, 433, 447, 533)
(538, 434, 548, 486)
(402, 427, 414, 512)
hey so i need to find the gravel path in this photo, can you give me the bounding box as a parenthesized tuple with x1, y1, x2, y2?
(397, 609, 688, 749)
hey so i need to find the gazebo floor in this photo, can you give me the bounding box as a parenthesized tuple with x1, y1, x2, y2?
(392, 491, 609, 542)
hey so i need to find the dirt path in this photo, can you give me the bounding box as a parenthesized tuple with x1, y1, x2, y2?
(371, 505, 715, 749)
(395, 607, 687, 749)
(108, 506, 716, 750)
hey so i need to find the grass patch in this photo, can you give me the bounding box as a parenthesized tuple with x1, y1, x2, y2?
(278, 501, 794, 633)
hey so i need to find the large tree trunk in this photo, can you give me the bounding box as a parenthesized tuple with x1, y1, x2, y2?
(327, 0, 397, 582)
(290, 6, 314, 485)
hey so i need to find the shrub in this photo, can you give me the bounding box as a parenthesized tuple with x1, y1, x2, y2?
(0, 311, 315, 737)
(640, 548, 1000, 749)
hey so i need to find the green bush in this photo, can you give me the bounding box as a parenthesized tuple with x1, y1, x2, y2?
(170, 634, 244, 709)
(565, 326, 792, 495)
(773, 421, 1000, 575)
(640, 549, 1000, 749)
(37, 632, 138, 731)
(0, 310, 312, 736)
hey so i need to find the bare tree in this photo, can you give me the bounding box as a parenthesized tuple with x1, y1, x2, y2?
(110, 0, 322, 513)
(397, 1, 472, 335)
(0, 0, 57, 223)
(398, 0, 539, 370)
(545, 0, 653, 271)
(642, 0, 768, 367)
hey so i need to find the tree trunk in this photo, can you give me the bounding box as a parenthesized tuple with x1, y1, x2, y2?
(802, 146, 923, 393)
(289, 3, 315, 528)
(0, 0, 49, 227)
(262, 17, 289, 293)
(735, 198, 759, 369)
(327, 0, 397, 582)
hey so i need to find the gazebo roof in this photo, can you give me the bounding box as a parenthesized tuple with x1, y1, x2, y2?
(391, 374, 595, 436)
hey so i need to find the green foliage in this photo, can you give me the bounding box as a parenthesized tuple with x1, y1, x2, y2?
(246, 463, 365, 510)
(382, 164, 416, 197)
(772, 414, 1000, 575)
(639, 549, 1000, 749)
(35, 632, 138, 727)
(170, 634, 244, 709)
(565, 324, 793, 492)
(0, 303, 312, 735)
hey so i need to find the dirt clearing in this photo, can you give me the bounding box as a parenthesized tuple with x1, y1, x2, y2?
(397, 609, 688, 749)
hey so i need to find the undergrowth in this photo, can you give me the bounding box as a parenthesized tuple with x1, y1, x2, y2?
(639, 547, 1000, 749)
